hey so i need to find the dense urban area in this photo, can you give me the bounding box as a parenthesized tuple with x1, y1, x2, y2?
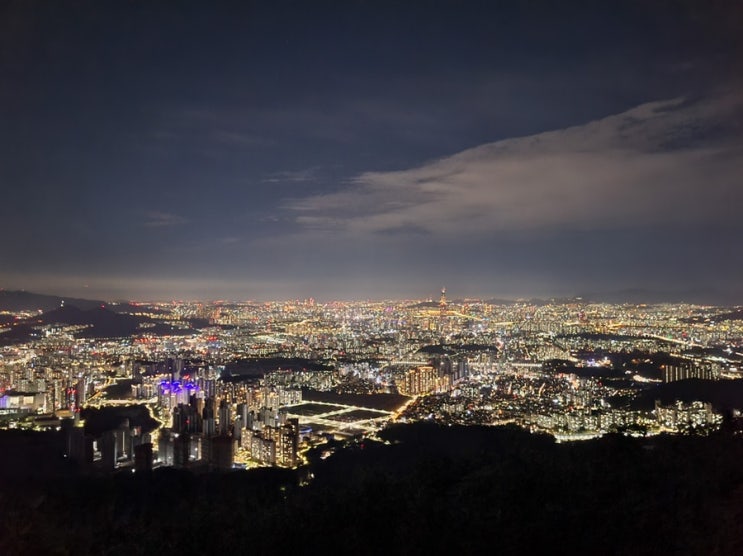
(2, 289, 742, 474)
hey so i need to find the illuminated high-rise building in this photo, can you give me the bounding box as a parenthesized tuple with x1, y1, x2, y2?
(439, 287, 449, 332)
(662, 361, 715, 383)
(398, 365, 451, 396)
(237, 402, 249, 429)
(278, 418, 299, 467)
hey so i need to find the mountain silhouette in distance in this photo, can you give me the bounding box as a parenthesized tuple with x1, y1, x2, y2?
(0, 301, 199, 343)
(0, 290, 109, 312)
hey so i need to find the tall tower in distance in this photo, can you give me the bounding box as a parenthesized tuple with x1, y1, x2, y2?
(439, 287, 448, 325)
(439, 287, 447, 312)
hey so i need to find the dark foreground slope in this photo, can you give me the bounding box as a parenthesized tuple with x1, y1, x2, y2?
(2, 424, 743, 555)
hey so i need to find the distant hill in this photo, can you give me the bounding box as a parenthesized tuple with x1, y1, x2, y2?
(417, 344, 454, 356)
(416, 343, 497, 356)
(577, 287, 729, 305)
(484, 297, 541, 305)
(0, 304, 198, 343)
(0, 323, 40, 343)
(38, 305, 143, 338)
(482, 297, 515, 305)
(0, 290, 108, 312)
(621, 379, 743, 412)
(708, 308, 743, 322)
(224, 357, 333, 380)
(481, 297, 581, 306)
(410, 300, 440, 308)
(302, 388, 409, 411)
(480, 289, 735, 306)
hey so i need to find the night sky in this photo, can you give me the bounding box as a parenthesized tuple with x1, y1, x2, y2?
(1, 1, 742, 302)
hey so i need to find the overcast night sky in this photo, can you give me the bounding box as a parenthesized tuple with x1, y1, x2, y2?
(1, 1, 742, 302)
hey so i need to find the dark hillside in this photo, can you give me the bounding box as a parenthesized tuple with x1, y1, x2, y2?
(2, 424, 743, 554)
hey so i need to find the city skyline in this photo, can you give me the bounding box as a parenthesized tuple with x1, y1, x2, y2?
(2, 2, 742, 302)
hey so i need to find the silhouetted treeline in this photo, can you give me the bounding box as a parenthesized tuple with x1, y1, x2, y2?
(2, 424, 743, 555)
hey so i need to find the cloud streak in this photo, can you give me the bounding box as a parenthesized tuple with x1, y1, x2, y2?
(141, 211, 188, 228)
(286, 93, 743, 238)
(262, 167, 322, 183)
